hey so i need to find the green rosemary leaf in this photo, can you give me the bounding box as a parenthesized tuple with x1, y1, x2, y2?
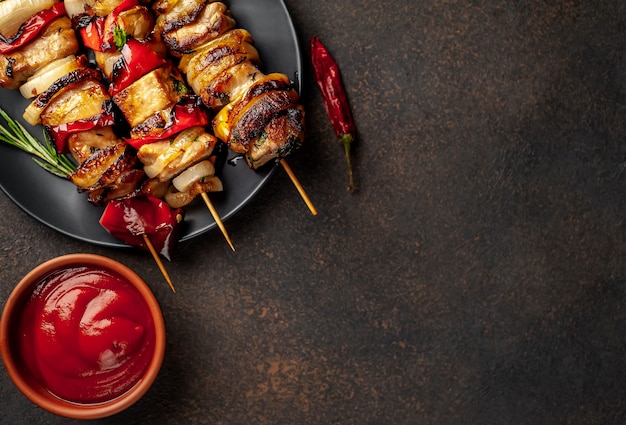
(0, 108, 76, 178)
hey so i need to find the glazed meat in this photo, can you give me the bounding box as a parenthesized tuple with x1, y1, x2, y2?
(70, 143, 137, 191)
(137, 126, 218, 181)
(179, 29, 261, 109)
(246, 106, 305, 168)
(115, 6, 155, 40)
(152, 0, 208, 23)
(40, 79, 111, 127)
(157, 1, 236, 55)
(213, 73, 300, 153)
(67, 126, 121, 164)
(113, 65, 186, 127)
(0, 17, 79, 90)
(87, 168, 145, 205)
(23, 66, 104, 125)
(155, 132, 218, 182)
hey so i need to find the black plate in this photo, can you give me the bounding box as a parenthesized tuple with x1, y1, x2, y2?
(0, 0, 302, 248)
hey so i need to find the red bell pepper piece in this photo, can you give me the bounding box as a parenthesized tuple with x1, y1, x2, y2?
(46, 111, 116, 153)
(310, 36, 356, 190)
(100, 0, 139, 50)
(79, 16, 106, 52)
(0, 3, 66, 54)
(77, 0, 138, 52)
(109, 39, 166, 96)
(124, 97, 210, 149)
(99, 195, 183, 261)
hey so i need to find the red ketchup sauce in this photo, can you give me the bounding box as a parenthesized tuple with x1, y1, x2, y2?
(16, 266, 156, 404)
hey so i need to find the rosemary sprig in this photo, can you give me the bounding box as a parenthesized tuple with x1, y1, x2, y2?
(0, 108, 76, 178)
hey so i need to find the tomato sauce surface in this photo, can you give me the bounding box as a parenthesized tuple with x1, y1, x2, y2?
(16, 266, 156, 404)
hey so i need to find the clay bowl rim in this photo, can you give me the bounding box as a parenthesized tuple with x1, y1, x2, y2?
(0, 253, 166, 420)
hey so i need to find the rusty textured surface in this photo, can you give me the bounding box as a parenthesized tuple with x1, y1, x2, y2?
(2, 0, 626, 424)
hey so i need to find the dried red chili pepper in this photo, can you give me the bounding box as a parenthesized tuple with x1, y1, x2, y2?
(310, 36, 356, 190)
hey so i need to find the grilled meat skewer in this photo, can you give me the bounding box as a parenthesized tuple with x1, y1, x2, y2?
(70, 0, 225, 208)
(150, 1, 307, 170)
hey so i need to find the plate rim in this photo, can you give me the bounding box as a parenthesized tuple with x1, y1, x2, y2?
(0, 0, 302, 249)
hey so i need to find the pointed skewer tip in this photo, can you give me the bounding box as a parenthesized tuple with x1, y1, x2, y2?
(142, 234, 176, 292)
(279, 159, 317, 216)
(200, 192, 236, 251)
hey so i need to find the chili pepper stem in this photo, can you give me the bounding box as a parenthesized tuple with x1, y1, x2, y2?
(339, 133, 355, 190)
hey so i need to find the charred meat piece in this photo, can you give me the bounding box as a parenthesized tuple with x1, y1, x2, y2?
(40, 79, 111, 127)
(67, 126, 121, 164)
(137, 126, 217, 181)
(213, 74, 300, 153)
(157, 2, 236, 56)
(156, 131, 218, 182)
(0, 17, 79, 90)
(115, 5, 155, 40)
(179, 29, 261, 109)
(246, 105, 305, 169)
(87, 168, 145, 205)
(113, 64, 186, 128)
(70, 142, 136, 191)
(23, 67, 104, 125)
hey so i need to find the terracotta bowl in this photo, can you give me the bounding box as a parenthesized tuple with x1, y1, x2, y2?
(0, 254, 166, 419)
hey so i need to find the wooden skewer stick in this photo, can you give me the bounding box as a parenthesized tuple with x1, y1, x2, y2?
(201, 192, 235, 251)
(142, 234, 176, 293)
(279, 158, 318, 216)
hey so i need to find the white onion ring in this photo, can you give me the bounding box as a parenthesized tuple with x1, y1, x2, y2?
(172, 160, 215, 192)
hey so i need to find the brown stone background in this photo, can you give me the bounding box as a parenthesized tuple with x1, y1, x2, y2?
(2, 0, 626, 424)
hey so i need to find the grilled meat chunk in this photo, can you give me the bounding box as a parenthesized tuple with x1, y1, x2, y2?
(179, 29, 261, 109)
(155, 131, 218, 182)
(158, 2, 236, 55)
(213, 74, 301, 153)
(70, 142, 136, 191)
(0, 17, 79, 90)
(67, 126, 121, 164)
(113, 64, 186, 127)
(137, 126, 217, 181)
(152, 0, 207, 22)
(246, 105, 305, 169)
(23, 67, 104, 125)
(40, 79, 111, 127)
(87, 168, 145, 205)
(116, 6, 155, 41)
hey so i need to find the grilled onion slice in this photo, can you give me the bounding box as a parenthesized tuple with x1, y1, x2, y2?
(19, 55, 84, 99)
(172, 159, 215, 192)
